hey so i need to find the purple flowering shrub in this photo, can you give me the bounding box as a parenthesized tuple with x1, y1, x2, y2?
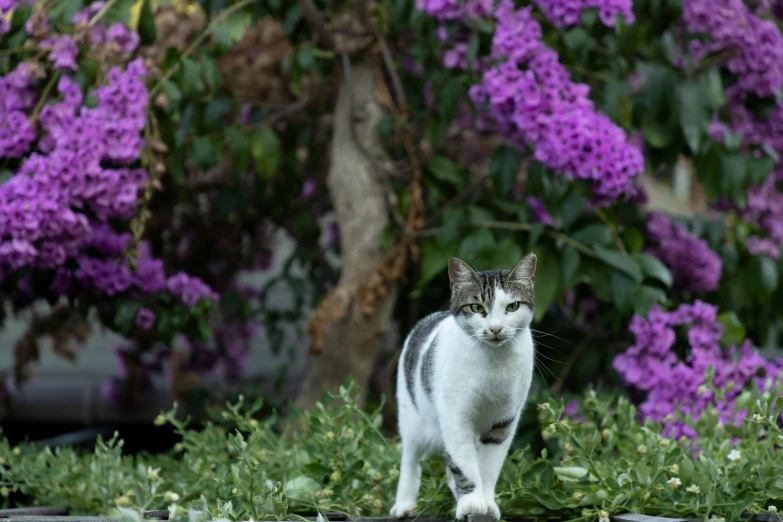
(644, 212, 723, 294)
(0, 1, 229, 402)
(614, 300, 783, 438)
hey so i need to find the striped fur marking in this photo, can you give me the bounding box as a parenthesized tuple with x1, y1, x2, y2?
(480, 417, 516, 445)
(420, 333, 438, 399)
(444, 453, 475, 495)
(403, 311, 449, 410)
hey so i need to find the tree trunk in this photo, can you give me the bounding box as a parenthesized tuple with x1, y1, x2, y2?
(295, 55, 397, 410)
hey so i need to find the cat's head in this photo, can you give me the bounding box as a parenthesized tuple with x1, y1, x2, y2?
(448, 253, 536, 346)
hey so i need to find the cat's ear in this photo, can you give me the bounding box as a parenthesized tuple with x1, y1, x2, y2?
(509, 252, 536, 283)
(448, 258, 480, 289)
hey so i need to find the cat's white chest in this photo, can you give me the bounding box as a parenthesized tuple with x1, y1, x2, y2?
(437, 319, 534, 421)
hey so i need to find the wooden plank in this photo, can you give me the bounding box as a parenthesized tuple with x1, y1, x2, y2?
(0, 509, 68, 518)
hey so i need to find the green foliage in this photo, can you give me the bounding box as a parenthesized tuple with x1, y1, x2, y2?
(2, 385, 782, 521)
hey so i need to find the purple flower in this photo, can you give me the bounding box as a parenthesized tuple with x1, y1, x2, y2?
(745, 235, 780, 260)
(645, 212, 723, 294)
(302, 178, 316, 199)
(106, 23, 140, 54)
(464, 2, 643, 202)
(532, 0, 635, 28)
(683, 0, 783, 99)
(42, 35, 79, 71)
(526, 195, 555, 226)
(166, 272, 219, 307)
(135, 307, 156, 329)
(614, 301, 783, 438)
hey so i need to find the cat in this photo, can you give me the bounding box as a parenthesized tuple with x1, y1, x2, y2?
(390, 253, 537, 521)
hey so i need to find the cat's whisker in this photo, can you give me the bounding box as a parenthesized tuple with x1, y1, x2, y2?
(535, 352, 564, 365)
(530, 328, 571, 344)
(534, 354, 563, 383)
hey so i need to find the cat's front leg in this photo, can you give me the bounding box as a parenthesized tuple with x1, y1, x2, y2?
(477, 416, 518, 521)
(440, 418, 488, 520)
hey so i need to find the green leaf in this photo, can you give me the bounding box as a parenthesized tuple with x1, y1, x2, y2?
(192, 136, 216, 170)
(635, 253, 673, 287)
(426, 155, 462, 185)
(226, 127, 250, 173)
(101, 0, 135, 25)
(594, 245, 643, 282)
(418, 239, 453, 289)
(488, 144, 523, 195)
(251, 127, 281, 180)
(570, 223, 612, 247)
(48, 0, 84, 26)
(561, 248, 580, 286)
(162, 81, 182, 112)
(200, 53, 221, 92)
(137, 0, 157, 45)
(181, 58, 203, 96)
(622, 226, 644, 255)
(491, 238, 523, 271)
(611, 271, 639, 313)
(533, 245, 561, 321)
(114, 301, 142, 335)
(757, 256, 779, 295)
(700, 68, 726, 108)
(717, 311, 746, 346)
(458, 229, 495, 267)
(210, 9, 252, 49)
(677, 80, 710, 153)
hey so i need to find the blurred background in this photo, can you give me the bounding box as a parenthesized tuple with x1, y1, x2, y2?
(1, 0, 782, 462)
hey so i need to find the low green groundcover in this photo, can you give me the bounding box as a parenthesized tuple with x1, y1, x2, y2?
(1, 384, 781, 522)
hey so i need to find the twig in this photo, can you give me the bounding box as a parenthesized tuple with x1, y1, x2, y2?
(299, 0, 335, 48)
(148, 0, 259, 99)
(0, 46, 38, 57)
(594, 208, 627, 254)
(373, 27, 407, 113)
(88, 0, 119, 27)
(475, 220, 603, 261)
(30, 71, 62, 123)
(183, 98, 311, 144)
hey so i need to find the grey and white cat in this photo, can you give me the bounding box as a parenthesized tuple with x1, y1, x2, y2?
(390, 254, 537, 521)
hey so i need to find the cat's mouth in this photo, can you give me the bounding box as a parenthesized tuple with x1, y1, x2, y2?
(487, 336, 506, 344)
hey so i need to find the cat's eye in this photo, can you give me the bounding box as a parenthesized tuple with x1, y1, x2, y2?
(470, 303, 484, 314)
(506, 302, 521, 312)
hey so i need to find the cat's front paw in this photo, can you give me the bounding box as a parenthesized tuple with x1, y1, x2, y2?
(390, 500, 417, 519)
(485, 497, 501, 520)
(455, 492, 489, 520)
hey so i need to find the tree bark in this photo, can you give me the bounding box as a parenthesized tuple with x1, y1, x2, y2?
(295, 55, 397, 410)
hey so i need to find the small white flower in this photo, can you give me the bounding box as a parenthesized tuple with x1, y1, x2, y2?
(147, 466, 161, 481)
(670, 464, 679, 475)
(697, 385, 708, 396)
(708, 516, 725, 522)
(727, 449, 741, 462)
(768, 506, 778, 513)
(686, 485, 701, 494)
(667, 477, 682, 489)
(751, 413, 764, 422)
(599, 510, 610, 522)
(168, 504, 181, 519)
(164, 491, 180, 502)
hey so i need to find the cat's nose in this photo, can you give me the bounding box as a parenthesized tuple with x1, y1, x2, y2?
(489, 326, 503, 335)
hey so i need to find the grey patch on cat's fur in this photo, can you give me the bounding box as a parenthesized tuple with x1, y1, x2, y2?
(420, 333, 438, 400)
(480, 416, 516, 445)
(444, 453, 475, 495)
(403, 311, 449, 411)
(448, 255, 536, 317)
